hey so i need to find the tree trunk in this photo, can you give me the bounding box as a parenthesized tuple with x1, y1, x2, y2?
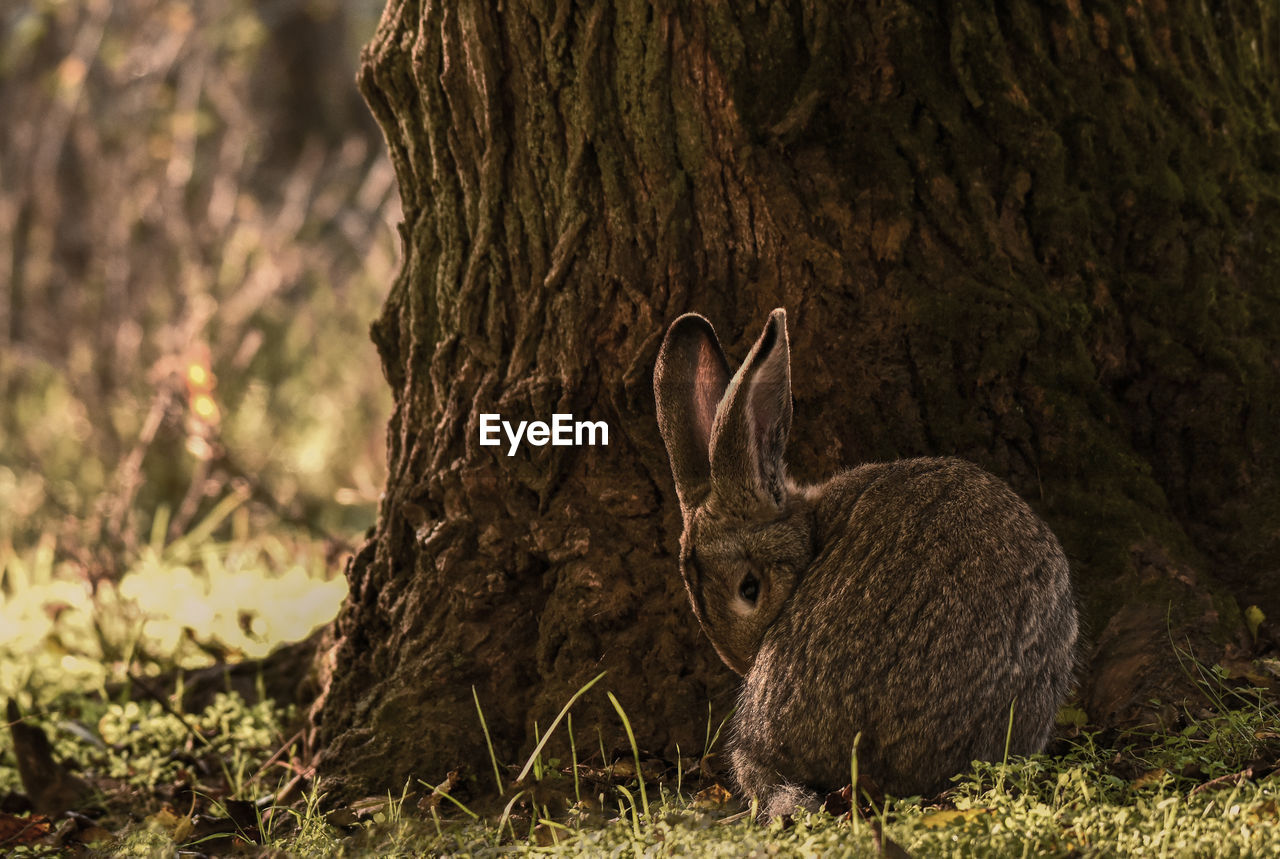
(310, 0, 1280, 801)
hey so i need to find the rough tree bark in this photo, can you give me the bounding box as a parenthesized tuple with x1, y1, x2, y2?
(309, 0, 1280, 801)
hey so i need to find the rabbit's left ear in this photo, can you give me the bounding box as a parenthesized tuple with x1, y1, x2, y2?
(655, 313, 731, 514)
(710, 308, 792, 508)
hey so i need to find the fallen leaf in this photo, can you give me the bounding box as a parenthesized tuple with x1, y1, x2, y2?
(146, 804, 193, 842)
(6, 699, 94, 815)
(327, 795, 393, 828)
(692, 784, 734, 809)
(0, 812, 52, 847)
(823, 784, 853, 817)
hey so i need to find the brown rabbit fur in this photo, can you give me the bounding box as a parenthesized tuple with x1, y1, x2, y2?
(654, 308, 1078, 819)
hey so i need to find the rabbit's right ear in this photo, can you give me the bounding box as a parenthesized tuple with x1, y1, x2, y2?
(654, 314, 731, 514)
(709, 308, 792, 509)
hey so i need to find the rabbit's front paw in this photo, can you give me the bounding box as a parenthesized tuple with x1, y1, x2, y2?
(732, 744, 820, 821)
(757, 782, 821, 821)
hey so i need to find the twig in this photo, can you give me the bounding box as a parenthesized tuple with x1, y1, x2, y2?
(245, 728, 306, 788)
(1189, 764, 1259, 796)
(99, 386, 173, 560)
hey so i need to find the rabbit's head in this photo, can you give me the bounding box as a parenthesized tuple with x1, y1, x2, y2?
(654, 309, 813, 675)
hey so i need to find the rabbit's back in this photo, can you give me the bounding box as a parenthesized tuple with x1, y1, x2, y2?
(733, 456, 1076, 799)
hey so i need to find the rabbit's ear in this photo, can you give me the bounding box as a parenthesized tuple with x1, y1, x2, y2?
(710, 308, 792, 508)
(655, 313, 731, 513)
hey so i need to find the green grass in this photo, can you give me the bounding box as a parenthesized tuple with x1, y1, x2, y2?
(2, 540, 1279, 857)
(2, 513, 1278, 856)
(304, 697, 1280, 857)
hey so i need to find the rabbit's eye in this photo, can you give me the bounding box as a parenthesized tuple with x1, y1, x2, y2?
(738, 573, 760, 604)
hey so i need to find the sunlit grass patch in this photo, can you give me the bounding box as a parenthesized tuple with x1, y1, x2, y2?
(0, 508, 346, 709)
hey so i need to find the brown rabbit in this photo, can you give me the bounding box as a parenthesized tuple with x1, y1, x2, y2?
(653, 308, 1078, 819)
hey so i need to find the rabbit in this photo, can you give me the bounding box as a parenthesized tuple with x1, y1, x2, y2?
(653, 307, 1078, 820)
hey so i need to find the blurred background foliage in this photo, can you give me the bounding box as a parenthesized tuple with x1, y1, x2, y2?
(0, 0, 396, 701)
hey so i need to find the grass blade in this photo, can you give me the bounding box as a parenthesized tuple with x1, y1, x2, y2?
(473, 685, 504, 794)
(514, 670, 607, 784)
(607, 691, 649, 821)
(568, 712, 581, 804)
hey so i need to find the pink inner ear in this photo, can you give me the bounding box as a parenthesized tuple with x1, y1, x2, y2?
(693, 340, 723, 451)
